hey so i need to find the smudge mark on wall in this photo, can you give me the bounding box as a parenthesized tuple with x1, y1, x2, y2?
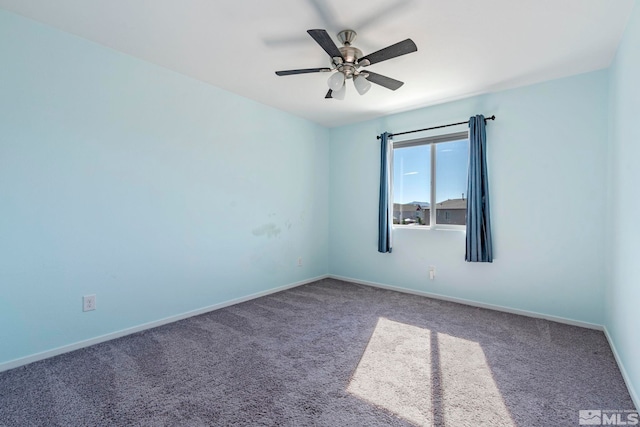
(252, 223, 281, 238)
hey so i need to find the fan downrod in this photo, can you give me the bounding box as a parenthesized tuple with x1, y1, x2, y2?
(337, 29, 357, 46)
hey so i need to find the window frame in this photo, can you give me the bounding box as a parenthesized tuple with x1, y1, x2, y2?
(391, 130, 469, 231)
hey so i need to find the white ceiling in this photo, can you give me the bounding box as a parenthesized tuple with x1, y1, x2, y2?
(0, 0, 634, 127)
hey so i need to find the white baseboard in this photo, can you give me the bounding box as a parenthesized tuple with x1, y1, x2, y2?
(603, 327, 640, 411)
(329, 274, 604, 330)
(0, 274, 329, 373)
(3, 273, 637, 412)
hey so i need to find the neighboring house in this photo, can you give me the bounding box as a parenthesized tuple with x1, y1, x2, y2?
(393, 198, 467, 226)
(435, 198, 467, 225)
(393, 203, 429, 225)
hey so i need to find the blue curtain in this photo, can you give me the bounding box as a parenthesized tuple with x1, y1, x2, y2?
(378, 132, 392, 253)
(466, 115, 493, 262)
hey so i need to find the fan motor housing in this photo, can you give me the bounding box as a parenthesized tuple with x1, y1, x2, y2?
(330, 30, 363, 79)
(334, 46, 363, 78)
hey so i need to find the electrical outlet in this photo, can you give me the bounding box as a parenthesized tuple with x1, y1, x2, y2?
(297, 257, 303, 267)
(429, 266, 436, 280)
(83, 294, 96, 312)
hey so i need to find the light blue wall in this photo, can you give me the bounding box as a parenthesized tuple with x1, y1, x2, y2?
(329, 70, 609, 326)
(607, 2, 640, 408)
(1, 6, 636, 407)
(0, 10, 329, 366)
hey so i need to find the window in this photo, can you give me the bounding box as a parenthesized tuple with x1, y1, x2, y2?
(392, 131, 469, 228)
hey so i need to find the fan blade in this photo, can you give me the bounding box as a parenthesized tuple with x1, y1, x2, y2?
(365, 71, 404, 91)
(275, 68, 331, 76)
(307, 29, 344, 60)
(325, 89, 333, 99)
(359, 39, 417, 66)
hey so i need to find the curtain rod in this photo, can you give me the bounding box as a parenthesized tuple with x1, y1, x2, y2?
(377, 115, 496, 139)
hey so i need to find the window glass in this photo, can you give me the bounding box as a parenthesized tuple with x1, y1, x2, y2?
(392, 145, 430, 226)
(392, 133, 468, 228)
(436, 139, 468, 225)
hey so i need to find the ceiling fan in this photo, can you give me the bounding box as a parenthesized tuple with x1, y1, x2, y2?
(275, 29, 417, 100)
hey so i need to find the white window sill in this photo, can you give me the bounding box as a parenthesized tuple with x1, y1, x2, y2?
(393, 224, 466, 232)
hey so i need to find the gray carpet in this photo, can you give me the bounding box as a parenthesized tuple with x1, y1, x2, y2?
(0, 279, 635, 426)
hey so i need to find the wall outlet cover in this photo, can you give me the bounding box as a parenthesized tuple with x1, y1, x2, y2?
(83, 294, 96, 312)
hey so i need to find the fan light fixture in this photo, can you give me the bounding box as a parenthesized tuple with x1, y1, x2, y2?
(354, 74, 372, 95)
(327, 72, 345, 91)
(332, 83, 346, 100)
(327, 72, 371, 100)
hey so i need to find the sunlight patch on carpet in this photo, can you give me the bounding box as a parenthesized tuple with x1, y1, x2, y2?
(347, 317, 514, 426)
(347, 317, 431, 425)
(438, 332, 514, 426)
